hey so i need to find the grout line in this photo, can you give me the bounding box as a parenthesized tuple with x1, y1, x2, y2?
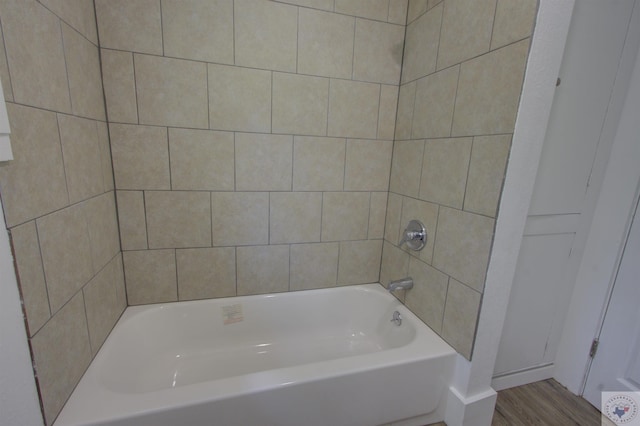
(57, 20, 74, 113)
(350, 18, 357, 80)
(142, 191, 150, 249)
(449, 64, 462, 137)
(206, 64, 211, 129)
(461, 137, 475, 212)
(159, 0, 165, 56)
(131, 53, 141, 124)
(0, 21, 15, 101)
(33, 222, 53, 320)
(433, 1, 445, 71)
(174, 249, 179, 301)
(54, 114, 72, 205)
(166, 127, 172, 190)
(489, 0, 499, 52)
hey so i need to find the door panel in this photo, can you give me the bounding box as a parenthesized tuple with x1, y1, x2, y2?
(583, 197, 640, 407)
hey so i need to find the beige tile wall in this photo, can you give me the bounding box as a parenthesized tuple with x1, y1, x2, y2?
(98, 0, 407, 305)
(0, 1, 124, 424)
(384, 0, 536, 359)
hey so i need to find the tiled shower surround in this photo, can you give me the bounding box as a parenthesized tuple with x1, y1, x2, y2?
(0, 0, 536, 423)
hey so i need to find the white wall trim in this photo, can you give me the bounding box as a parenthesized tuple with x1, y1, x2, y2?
(491, 364, 554, 392)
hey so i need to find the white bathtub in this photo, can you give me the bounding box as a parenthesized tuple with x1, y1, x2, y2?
(55, 283, 455, 426)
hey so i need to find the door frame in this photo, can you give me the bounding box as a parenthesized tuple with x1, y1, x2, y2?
(553, 32, 640, 395)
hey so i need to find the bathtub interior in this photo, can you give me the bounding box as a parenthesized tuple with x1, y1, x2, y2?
(100, 284, 418, 393)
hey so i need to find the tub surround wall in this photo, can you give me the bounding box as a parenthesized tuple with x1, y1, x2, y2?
(0, 0, 539, 423)
(0, 0, 125, 424)
(97, 0, 407, 303)
(382, 0, 537, 359)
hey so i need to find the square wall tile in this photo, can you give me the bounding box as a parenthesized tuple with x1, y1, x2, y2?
(395, 81, 416, 141)
(433, 207, 495, 291)
(407, 0, 428, 23)
(298, 8, 354, 79)
(389, 139, 424, 198)
(177, 248, 236, 300)
(378, 85, 399, 140)
(464, 135, 512, 217)
(412, 65, 459, 139)
(384, 192, 403, 243)
(39, 0, 98, 44)
(337, 239, 383, 285)
(234, 0, 297, 72)
(270, 192, 322, 244)
(116, 191, 148, 250)
(124, 249, 177, 305)
(405, 256, 448, 333)
(290, 242, 339, 291)
(211, 192, 269, 246)
(369, 192, 388, 239)
(10, 221, 50, 335)
(344, 139, 393, 191)
(452, 39, 530, 136)
(442, 278, 482, 359)
(293, 136, 345, 191)
(101, 49, 138, 124)
(402, 3, 442, 83)
(400, 196, 439, 265)
(335, 0, 389, 21)
(83, 255, 126, 355)
(235, 133, 293, 191)
(95, 0, 162, 54)
(272, 72, 329, 136)
(328, 79, 380, 139)
(491, 0, 538, 50)
(437, 0, 496, 70)
(419, 137, 472, 209)
(37, 203, 93, 313)
(57, 114, 104, 204)
(82, 192, 120, 272)
(31, 293, 91, 423)
(61, 24, 105, 120)
(135, 54, 208, 129)
(389, 0, 409, 25)
(145, 191, 211, 249)
(1, 0, 71, 112)
(380, 240, 409, 290)
(162, 0, 234, 64)
(110, 124, 170, 190)
(0, 101, 68, 228)
(237, 245, 289, 295)
(321, 192, 370, 241)
(208, 64, 271, 133)
(169, 128, 234, 191)
(353, 19, 404, 85)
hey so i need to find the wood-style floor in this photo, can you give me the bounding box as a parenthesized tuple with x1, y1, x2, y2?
(429, 379, 613, 426)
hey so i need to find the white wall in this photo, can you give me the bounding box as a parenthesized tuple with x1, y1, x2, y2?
(554, 31, 640, 394)
(0, 198, 44, 425)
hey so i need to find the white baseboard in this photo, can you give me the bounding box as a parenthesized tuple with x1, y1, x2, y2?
(444, 386, 498, 426)
(491, 363, 555, 391)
